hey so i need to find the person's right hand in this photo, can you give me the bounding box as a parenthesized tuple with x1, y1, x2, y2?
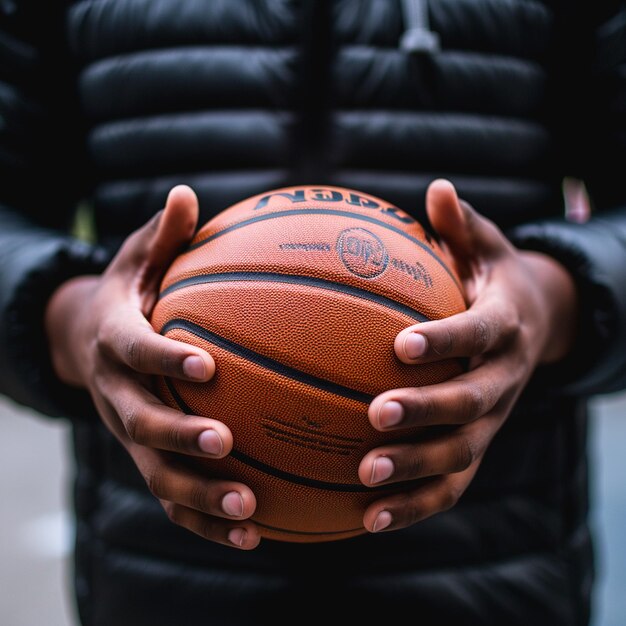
(44, 185, 260, 549)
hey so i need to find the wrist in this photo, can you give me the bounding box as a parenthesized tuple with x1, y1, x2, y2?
(520, 251, 579, 364)
(45, 275, 100, 387)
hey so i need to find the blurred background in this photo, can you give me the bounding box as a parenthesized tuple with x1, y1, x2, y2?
(1, 390, 625, 626)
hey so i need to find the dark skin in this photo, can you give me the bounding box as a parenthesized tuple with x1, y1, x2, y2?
(45, 179, 578, 548)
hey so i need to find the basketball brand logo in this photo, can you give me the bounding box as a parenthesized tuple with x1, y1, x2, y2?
(336, 228, 389, 278)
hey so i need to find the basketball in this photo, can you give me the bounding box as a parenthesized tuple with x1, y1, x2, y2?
(150, 185, 467, 543)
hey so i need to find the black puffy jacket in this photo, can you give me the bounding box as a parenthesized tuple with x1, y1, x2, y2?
(2, 1, 626, 625)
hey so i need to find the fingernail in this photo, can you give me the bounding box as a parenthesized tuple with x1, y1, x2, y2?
(370, 456, 394, 484)
(377, 400, 404, 429)
(404, 333, 427, 359)
(197, 429, 223, 456)
(183, 356, 206, 380)
(222, 491, 244, 517)
(228, 528, 247, 547)
(372, 510, 392, 532)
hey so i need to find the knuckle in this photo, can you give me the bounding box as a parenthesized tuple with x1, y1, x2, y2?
(95, 329, 107, 355)
(162, 501, 179, 524)
(482, 377, 500, 412)
(453, 436, 475, 472)
(421, 390, 435, 424)
(432, 327, 453, 356)
(408, 387, 435, 424)
(461, 381, 485, 422)
(500, 301, 520, 335)
(125, 412, 139, 442)
(126, 332, 180, 376)
(164, 422, 186, 452)
(95, 319, 115, 355)
(389, 491, 413, 521)
(145, 467, 166, 499)
(407, 450, 426, 477)
(118, 400, 141, 442)
(188, 482, 209, 512)
(125, 334, 143, 368)
(470, 313, 491, 353)
(160, 352, 180, 377)
(441, 484, 462, 512)
(92, 365, 109, 393)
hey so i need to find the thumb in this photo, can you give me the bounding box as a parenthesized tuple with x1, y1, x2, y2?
(111, 185, 199, 283)
(426, 178, 507, 263)
(425, 178, 471, 257)
(147, 184, 199, 274)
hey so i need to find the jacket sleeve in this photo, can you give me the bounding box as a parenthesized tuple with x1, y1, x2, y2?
(509, 210, 626, 397)
(508, 2, 626, 398)
(0, 5, 109, 419)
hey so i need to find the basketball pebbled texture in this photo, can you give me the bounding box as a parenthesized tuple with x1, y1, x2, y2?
(150, 185, 467, 543)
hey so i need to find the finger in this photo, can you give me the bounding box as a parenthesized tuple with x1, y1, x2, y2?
(134, 447, 257, 521)
(142, 185, 200, 292)
(393, 296, 519, 364)
(359, 419, 495, 486)
(161, 501, 261, 549)
(426, 178, 513, 262)
(99, 307, 215, 381)
(368, 365, 503, 430)
(98, 370, 233, 457)
(90, 387, 134, 444)
(425, 179, 469, 258)
(362, 461, 480, 533)
(108, 184, 199, 282)
(92, 393, 260, 549)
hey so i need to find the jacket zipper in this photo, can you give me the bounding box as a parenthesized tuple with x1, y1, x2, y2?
(292, 0, 333, 183)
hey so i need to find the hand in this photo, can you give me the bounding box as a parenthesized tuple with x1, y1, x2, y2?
(45, 185, 260, 549)
(358, 179, 578, 533)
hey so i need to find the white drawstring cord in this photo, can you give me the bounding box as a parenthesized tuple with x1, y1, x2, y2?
(400, 0, 440, 53)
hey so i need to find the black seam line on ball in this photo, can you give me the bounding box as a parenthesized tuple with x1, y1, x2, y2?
(161, 318, 372, 404)
(159, 271, 429, 323)
(162, 375, 387, 493)
(185, 207, 461, 291)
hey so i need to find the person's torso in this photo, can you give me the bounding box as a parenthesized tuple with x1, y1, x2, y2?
(62, 2, 593, 624)
(64, 0, 573, 248)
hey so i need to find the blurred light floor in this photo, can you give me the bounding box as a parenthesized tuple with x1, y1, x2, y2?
(0, 392, 624, 626)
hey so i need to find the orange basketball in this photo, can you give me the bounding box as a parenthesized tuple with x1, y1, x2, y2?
(150, 185, 467, 543)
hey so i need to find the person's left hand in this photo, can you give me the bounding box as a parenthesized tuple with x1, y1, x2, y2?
(358, 179, 579, 533)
